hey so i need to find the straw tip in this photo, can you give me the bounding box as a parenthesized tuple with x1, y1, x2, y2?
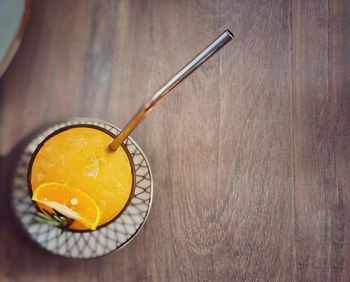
(225, 30, 234, 39)
(108, 143, 117, 152)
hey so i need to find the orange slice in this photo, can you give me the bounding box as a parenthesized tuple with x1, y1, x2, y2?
(32, 182, 101, 230)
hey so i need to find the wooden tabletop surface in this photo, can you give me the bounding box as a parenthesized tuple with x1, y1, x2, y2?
(1, 1, 349, 281)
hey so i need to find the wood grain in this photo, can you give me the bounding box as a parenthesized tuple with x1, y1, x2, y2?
(292, 0, 334, 281)
(293, 0, 350, 281)
(215, 1, 293, 281)
(331, 0, 350, 280)
(0, 0, 349, 281)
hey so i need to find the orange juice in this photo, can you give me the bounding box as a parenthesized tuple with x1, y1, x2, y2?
(29, 126, 134, 230)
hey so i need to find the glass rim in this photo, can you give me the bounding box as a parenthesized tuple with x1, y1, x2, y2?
(26, 123, 136, 233)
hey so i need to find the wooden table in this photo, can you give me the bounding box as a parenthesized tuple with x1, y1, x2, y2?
(0, 1, 349, 281)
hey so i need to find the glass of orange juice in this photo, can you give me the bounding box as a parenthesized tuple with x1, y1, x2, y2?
(28, 123, 136, 231)
(12, 119, 153, 258)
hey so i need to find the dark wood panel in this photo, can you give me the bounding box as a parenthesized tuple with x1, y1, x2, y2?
(331, 0, 350, 281)
(292, 0, 336, 281)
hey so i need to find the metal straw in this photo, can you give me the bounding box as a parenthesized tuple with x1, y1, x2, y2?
(109, 30, 233, 151)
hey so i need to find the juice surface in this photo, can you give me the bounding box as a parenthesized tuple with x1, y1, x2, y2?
(30, 126, 133, 230)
